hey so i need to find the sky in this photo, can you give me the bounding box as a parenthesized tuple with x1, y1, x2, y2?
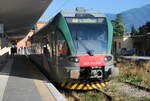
(39, 0, 150, 21)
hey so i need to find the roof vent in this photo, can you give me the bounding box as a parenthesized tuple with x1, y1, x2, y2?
(76, 7, 86, 12)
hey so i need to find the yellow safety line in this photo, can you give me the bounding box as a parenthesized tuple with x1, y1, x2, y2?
(71, 83, 79, 89)
(83, 86, 88, 90)
(86, 83, 92, 90)
(105, 81, 108, 85)
(61, 82, 66, 87)
(60, 80, 109, 90)
(76, 83, 84, 90)
(66, 82, 73, 89)
(96, 82, 102, 89)
(91, 82, 97, 89)
(101, 82, 105, 87)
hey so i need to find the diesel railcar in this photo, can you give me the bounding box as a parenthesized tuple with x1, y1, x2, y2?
(29, 8, 117, 89)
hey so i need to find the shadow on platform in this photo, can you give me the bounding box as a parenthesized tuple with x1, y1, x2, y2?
(0, 55, 44, 81)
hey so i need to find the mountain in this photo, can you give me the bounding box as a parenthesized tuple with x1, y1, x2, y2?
(106, 4, 150, 32)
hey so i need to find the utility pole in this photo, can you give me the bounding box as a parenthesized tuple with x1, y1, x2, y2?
(0, 24, 4, 49)
(0, 24, 4, 38)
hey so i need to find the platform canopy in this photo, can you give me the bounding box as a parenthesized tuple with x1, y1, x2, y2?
(0, 0, 52, 41)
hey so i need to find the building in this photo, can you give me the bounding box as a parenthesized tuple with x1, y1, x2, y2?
(132, 33, 150, 56)
(17, 21, 46, 48)
(0, 24, 10, 49)
(113, 33, 150, 56)
(0, 37, 10, 49)
(113, 35, 133, 55)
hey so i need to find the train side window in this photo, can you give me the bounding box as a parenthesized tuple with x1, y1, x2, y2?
(56, 30, 69, 56)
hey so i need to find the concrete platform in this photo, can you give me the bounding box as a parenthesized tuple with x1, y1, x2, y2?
(0, 56, 66, 101)
(119, 56, 150, 60)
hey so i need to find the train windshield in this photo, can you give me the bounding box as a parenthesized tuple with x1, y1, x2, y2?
(66, 17, 108, 55)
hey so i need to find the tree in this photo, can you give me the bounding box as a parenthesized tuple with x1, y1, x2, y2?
(111, 13, 125, 37)
(130, 26, 138, 36)
(138, 21, 150, 35)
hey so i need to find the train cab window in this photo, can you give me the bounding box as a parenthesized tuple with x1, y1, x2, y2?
(56, 30, 69, 56)
(66, 17, 108, 54)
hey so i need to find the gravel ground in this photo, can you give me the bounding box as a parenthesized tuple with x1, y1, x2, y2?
(118, 82, 150, 98)
(105, 80, 150, 100)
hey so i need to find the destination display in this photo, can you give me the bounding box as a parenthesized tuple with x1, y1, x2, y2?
(66, 18, 105, 24)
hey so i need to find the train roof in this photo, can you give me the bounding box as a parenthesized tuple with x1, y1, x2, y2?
(31, 8, 106, 38)
(61, 8, 106, 18)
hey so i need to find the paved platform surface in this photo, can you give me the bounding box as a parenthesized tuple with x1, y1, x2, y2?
(0, 56, 65, 101)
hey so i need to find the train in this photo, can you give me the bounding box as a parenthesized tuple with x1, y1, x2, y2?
(29, 8, 118, 90)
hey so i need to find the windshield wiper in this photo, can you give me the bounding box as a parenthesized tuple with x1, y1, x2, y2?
(87, 50, 94, 56)
(75, 35, 95, 56)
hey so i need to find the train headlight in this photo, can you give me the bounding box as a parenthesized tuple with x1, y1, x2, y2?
(104, 56, 112, 62)
(68, 57, 80, 63)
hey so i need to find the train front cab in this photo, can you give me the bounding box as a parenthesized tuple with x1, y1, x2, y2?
(55, 11, 117, 82)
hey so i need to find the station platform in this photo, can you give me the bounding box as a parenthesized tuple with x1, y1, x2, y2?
(0, 56, 66, 101)
(119, 56, 150, 60)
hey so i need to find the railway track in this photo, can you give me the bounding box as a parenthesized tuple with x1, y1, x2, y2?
(61, 80, 150, 101)
(58, 81, 113, 101)
(61, 89, 113, 101)
(96, 89, 112, 101)
(124, 82, 150, 92)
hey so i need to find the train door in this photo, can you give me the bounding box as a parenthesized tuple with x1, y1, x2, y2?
(42, 36, 51, 72)
(49, 31, 59, 80)
(55, 30, 70, 79)
(56, 30, 69, 56)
